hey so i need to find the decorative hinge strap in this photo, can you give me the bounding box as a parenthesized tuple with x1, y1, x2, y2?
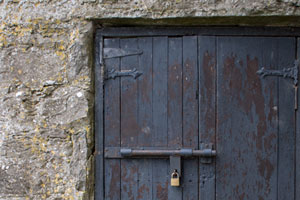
(105, 68, 143, 80)
(256, 59, 299, 86)
(257, 59, 299, 110)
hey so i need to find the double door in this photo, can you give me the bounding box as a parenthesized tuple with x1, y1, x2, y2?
(96, 28, 299, 200)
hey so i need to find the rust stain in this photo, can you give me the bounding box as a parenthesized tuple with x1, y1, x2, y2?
(121, 163, 138, 200)
(245, 56, 267, 151)
(140, 69, 152, 104)
(156, 180, 168, 200)
(137, 184, 150, 199)
(104, 79, 120, 146)
(201, 51, 216, 142)
(167, 62, 182, 147)
(223, 55, 243, 101)
(121, 79, 139, 146)
(263, 133, 276, 151)
(183, 58, 197, 147)
(107, 161, 120, 199)
(256, 154, 274, 193)
(167, 63, 182, 100)
(183, 59, 193, 90)
(222, 54, 277, 197)
(223, 55, 274, 150)
(234, 185, 246, 200)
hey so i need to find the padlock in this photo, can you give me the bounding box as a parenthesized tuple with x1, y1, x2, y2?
(170, 170, 180, 187)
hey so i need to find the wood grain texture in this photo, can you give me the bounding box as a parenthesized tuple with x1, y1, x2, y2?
(167, 37, 183, 200)
(277, 38, 295, 200)
(104, 38, 121, 148)
(103, 38, 121, 200)
(199, 36, 216, 200)
(136, 37, 153, 200)
(152, 37, 169, 200)
(120, 38, 139, 200)
(182, 36, 199, 200)
(153, 37, 168, 147)
(216, 37, 280, 200)
(167, 37, 183, 149)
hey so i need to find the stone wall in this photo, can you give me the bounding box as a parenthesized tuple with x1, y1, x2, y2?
(0, 0, 300, 199)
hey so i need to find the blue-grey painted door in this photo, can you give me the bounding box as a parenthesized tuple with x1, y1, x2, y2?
(98, 34, 297, 200)
(215, 37, 296, 200)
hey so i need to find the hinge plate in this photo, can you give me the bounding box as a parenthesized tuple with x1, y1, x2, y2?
(200, 143, 214, 164)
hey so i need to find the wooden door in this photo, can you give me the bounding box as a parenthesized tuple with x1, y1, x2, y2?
(215, 36, 296, 200)
(95, 28, 298, 200)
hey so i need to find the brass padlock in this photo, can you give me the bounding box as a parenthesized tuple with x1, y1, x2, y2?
(170, 170, 180, 187)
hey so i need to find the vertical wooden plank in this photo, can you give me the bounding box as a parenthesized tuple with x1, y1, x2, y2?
(152, 37, 169, 200)
(277, 38, 295, 200)
(153, 36, 168, 147)
(167, 37, 183, 200)
(152, 159, 169, 200)
(260, 38, 278, 200)
(137, 37, 153, 147)
(216, 37, 278, 200)
(95, 32, 104, 200)
(103, 38, 121, 200)
(182, 36, 199, 200)
(167, 37, 183, 148)
(296, 37, 300, 200)
(198, 36, 216, 200)
(120, 38, 139, 200)
(258, 38, 278, 200)
(137, 37, 153, 200)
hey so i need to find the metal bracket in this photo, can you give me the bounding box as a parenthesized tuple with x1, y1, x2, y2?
(256, 59, 299, 85)
(170, 156, 181, 178)
(200, 143, 214, 164)
(105, 68, 143, 80)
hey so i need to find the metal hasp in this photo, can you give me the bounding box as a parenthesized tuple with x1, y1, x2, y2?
(170, 156, 181, 185)
(105, 68, 143, 80)
(120, 146, 216, 187)
(257, 59, 299, 109)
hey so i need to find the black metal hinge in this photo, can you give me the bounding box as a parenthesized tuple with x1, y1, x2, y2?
(103, 47, 143, 81)
(105, 68, 143, 80)
(256, 60, 299, 85)
(257, 59, 299, 109)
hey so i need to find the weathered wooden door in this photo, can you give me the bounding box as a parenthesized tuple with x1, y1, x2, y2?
(95, 28, 299, 200)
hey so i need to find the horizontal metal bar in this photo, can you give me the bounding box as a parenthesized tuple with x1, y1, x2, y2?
(120, 148, 216, 158)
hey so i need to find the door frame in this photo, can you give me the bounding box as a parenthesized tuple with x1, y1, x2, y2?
(94, 26, 300, 200)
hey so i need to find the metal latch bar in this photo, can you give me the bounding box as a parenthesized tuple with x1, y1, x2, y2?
(120, 148, 216, 158)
